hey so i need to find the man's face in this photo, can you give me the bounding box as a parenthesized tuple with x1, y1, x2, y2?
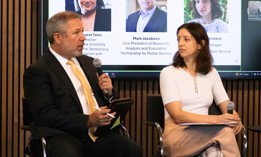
(79, 0, 97, 14)
(138, 0, 156, 11)
(58, 18, 86, 58)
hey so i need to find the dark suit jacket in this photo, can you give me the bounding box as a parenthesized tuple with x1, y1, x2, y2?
(94, 9, 111, 31)
(23, 50, 112, 140)
(126, 7, 167, 32)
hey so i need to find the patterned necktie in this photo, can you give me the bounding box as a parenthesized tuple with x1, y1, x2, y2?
(67, 59, 97, 142)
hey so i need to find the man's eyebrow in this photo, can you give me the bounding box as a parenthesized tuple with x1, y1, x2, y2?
(72, 28, 82, 32)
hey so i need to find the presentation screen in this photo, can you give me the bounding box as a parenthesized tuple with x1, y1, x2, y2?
(40, 0, 261, 79)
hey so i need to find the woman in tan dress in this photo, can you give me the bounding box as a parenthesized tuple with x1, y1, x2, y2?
(160, 22, 242, 157)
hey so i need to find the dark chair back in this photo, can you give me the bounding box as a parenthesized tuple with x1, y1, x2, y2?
(208, 101, 222, 115)
(22, 97, 32, 130)
(146, 94, 165, 157)
(147, 94, 165, 129)
(21, 97, 34, 156)
(22, 97, 47, 157)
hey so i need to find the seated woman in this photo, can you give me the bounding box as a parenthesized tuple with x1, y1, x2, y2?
(160, 22, 242, 157)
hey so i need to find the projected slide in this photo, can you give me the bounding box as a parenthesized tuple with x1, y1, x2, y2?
(48, 0, 241, 69)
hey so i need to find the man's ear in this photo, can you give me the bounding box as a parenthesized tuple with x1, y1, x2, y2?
(53, 33, 63, 44)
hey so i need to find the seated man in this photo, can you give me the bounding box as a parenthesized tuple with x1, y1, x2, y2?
(23, 11, 142, 157)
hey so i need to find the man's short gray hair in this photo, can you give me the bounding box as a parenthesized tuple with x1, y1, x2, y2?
(46, 11, 81, 44)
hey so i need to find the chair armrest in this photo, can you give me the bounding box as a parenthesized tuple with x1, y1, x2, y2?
(247, 125, 261, 132)
(118, 124, 130, 138)
(21, 125, 31, 131)
(21, 125, 47, 157)
(146, 121, 164, 157)
(41, 137, 47, 157)
(241, 126, 247, 157)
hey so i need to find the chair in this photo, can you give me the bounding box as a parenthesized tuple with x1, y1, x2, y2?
(21, 97, 47, 157)
(247, 125, 261, 156)
(146, 94, 248, 157)
(146, 94, 165, 157)
(21, 97, 130, 157)
(209, 100, 248, 157)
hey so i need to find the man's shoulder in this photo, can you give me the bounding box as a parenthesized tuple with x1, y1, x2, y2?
(77, 55, 95, 67)
(27, 53, 50, 67)
(78, 54, 93, 61)
(155, 7, 167, 15)
(127, 11, 140, 18)
(24, 52, 56, 73)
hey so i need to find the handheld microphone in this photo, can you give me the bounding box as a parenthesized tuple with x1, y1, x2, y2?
(93, 58, 103, 76)
(93, 58, 107, 94)
(227, 101, 234, 114)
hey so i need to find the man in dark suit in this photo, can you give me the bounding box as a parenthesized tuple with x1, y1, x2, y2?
(23, 11, 142, 157)
(126, 0, 167, 32)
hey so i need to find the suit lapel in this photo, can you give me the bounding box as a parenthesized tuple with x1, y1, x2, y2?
(144, 7, 160, 32)
(76, 56, 104, 106)
(133, 12, 140, 31)
(45, 51, 84, 112)
(76, 56, 97, 93)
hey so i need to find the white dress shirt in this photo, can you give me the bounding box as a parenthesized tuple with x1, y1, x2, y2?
(136, 6, 156, 32)
(49, 47, 98, 114)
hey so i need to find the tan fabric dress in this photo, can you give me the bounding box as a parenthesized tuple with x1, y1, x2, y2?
(163, 118, 241, 157)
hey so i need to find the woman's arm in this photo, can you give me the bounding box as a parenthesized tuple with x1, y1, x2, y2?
(166, 100, 240, 126)
(218, 101, 243, 134)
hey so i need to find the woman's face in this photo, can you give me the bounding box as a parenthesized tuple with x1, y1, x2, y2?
(177, 28, 201, 60)
(195, 0, 211, 17)
(79, 0, 97, 14)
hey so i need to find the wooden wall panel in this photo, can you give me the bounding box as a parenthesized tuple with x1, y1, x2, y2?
(1, 0, 8, 155)
(1, 0, 261, 157)
(1, 0, 39, 157)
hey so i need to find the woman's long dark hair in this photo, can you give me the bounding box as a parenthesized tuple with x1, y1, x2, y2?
(172, 22, 213, 75)
(96, 0, 105, 9)
(192, 0, 223, 20)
